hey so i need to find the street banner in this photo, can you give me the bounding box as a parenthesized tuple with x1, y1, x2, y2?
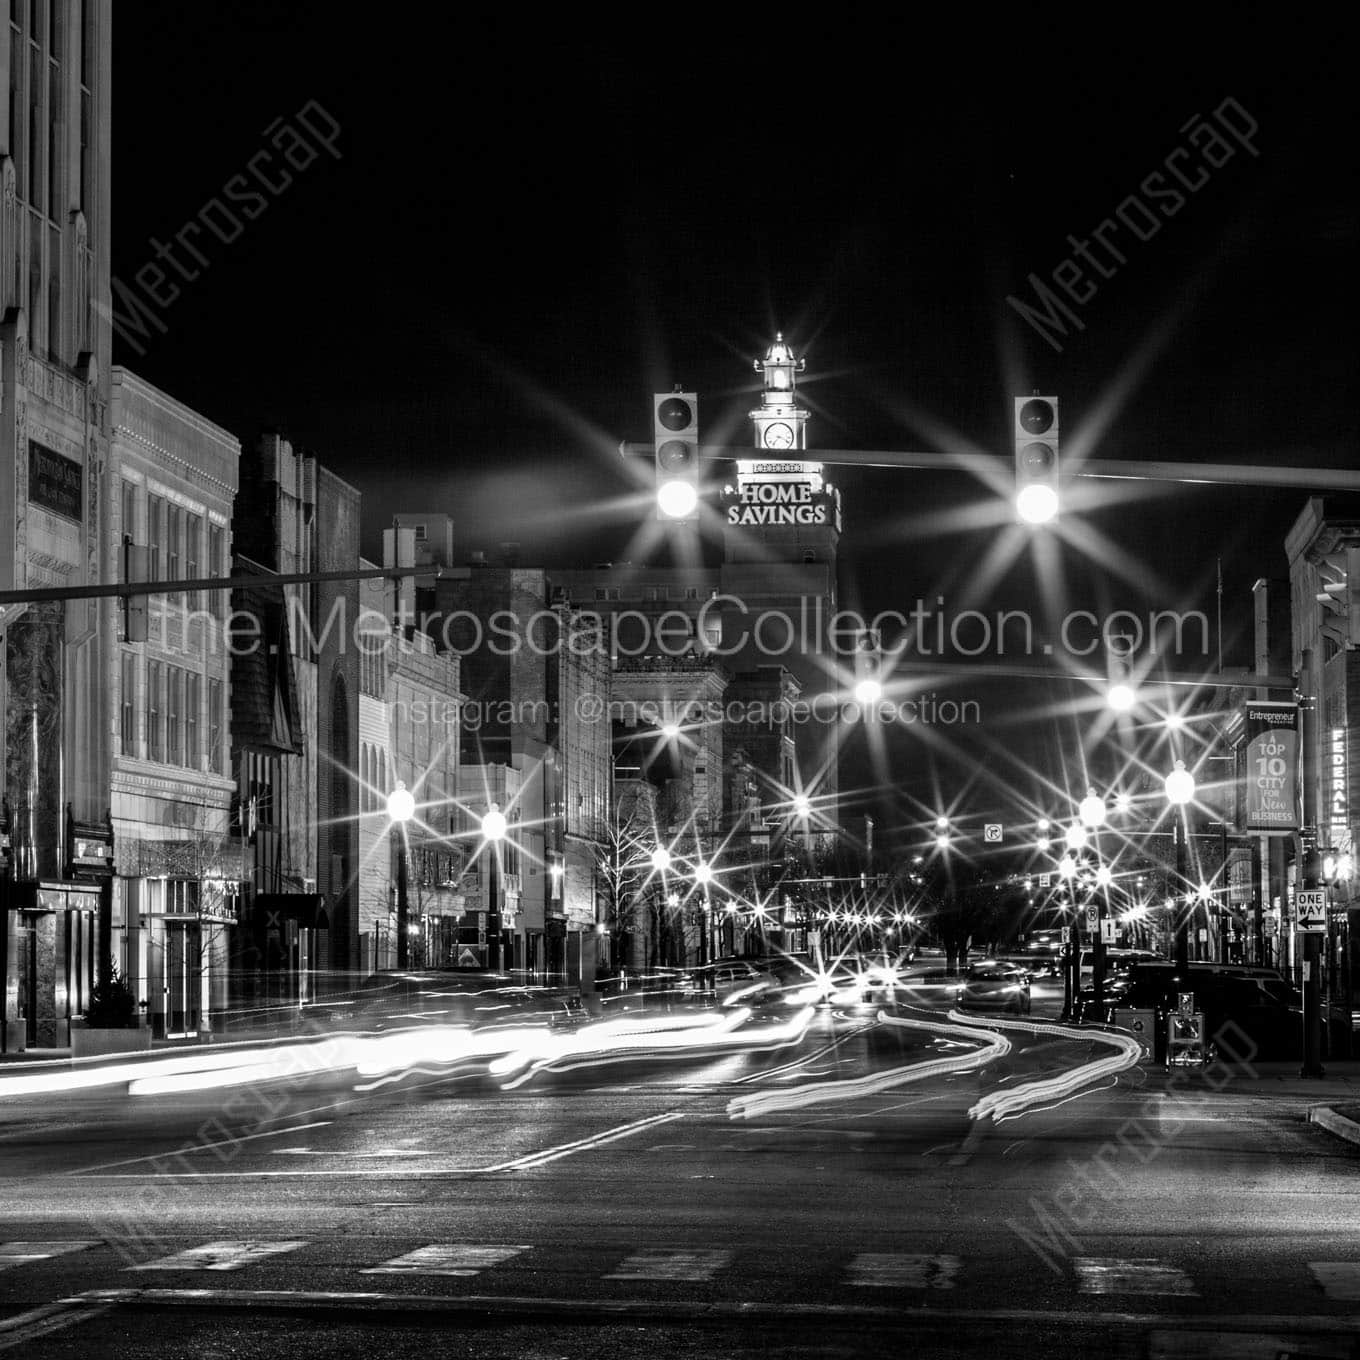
(1242, 701, 1300, 834)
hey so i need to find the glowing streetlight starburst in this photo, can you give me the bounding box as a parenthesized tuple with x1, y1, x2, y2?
(1164, 760, 1195, 806)
(386, 783, 415, 824)
(1107, 682, 1136, 713)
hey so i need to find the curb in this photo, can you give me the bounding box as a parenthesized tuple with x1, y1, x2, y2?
(1308, 1105, 1360, 1146)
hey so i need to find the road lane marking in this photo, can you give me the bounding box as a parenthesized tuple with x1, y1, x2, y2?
(73, 1120, 334, 1174)
(1074, 1257, 1197, 1296)
(71, 1113, 684, 1178)
(129, 1239, 309, 1272)
(605, 1249, 733, 1282)
(0, 1241, 99, 1269)
(846, 1253, 960, 1289)
(362, 1244, 530, 1277)
(273, 1146, 435, 1157)
(0, 1299, 115, 1351)
(53, 1287, 1360, 1333)
(478, 1111, 685, 1170)
(1309, 1262, 1360, 1300)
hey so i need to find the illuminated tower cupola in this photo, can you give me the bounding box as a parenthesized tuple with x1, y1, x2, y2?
(750, 333, 810, 452)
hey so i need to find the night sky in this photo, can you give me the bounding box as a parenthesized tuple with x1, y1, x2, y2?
(112, 9, 1357, 846)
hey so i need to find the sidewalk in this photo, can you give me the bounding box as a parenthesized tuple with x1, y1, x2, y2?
(1133, 1058, 1360, 1151)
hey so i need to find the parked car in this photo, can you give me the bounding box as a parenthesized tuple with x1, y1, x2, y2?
(329, 969, 587, 1033)
(957, 961, 1032, 1015)
(1075, 962, 1301, 1060)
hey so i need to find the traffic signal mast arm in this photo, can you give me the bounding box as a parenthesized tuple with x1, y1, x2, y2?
(0, 564, 409, 607)
(619, 442, 1360, 492)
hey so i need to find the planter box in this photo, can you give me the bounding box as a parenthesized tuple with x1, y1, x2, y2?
(71, 1026, 154, 1059)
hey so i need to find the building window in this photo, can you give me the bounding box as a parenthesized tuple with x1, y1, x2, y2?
(185, 671, 200, 768)
(185, 512, 201, 612)
(146, 659, 162, 761)
(166, 666, 182, 765)
(120, 650, 135, 756)
(147, 494, 164, 581)
(413, 523, 427, 541)
(208, 677, 223, 775)
(121, 478, 136, 542)
(208, 523, 225, 618)
(166, 503, 181, 605)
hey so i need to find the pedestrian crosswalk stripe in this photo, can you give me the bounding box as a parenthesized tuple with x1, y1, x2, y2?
(128, 1240, 309, 1272)
(605, 1249, 733, 1282)
(1074, 1257, 1197, 1296)
(0, 1241, 99, 1270)
(1308, 1262, 1360, 1301)
(362, 1245, 531, 1277)
(846, 1253, 960, 1289)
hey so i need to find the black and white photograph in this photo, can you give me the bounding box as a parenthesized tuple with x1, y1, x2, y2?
(0, 6, 1357, 1358)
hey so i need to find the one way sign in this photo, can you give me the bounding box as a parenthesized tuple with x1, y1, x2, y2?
(1296, 889, 1327, 932)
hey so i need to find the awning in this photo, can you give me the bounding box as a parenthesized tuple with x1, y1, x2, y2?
(253, 893, 329, 930)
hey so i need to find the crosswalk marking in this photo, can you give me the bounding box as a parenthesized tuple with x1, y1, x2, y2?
(846, 1253, 960, 1289)
(1074, 1257, 1197, 1296)
(605, 1249, 733, 1282)
(1308, 1261, 1360, 1301)
(128, 1240, 309, 1272)
(362, 1245, 530, 1277)
(0, 1241, 98, 1270)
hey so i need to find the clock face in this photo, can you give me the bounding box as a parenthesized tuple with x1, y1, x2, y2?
(763, 422, 794, 450)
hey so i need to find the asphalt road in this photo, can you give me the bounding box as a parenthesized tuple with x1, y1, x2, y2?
(0, 998, 1356, 1360)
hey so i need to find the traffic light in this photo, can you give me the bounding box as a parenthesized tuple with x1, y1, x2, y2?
(852, 630, 882, 704)
(1014, 395, 1059, 524)
(654, 390, 699, 521)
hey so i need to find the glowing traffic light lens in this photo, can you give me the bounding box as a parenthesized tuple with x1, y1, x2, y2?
(1016, 483, 1059, 524)
(657, 480, 698, 518)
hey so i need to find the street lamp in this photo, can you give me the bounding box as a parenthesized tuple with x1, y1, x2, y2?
(1065, 822, 1088, 852)
(1079, 788, 1106, 829)
(1164, 760, 1196, 973)
(693, 860, 715, 966)
(480, 803, 508, 970)
(650, 846, 672, 873)
(387, 782, 415, 968)
(1107, 683, 1137, 713)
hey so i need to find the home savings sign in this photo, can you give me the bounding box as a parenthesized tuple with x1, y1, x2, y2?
(727, 480, 835, 527)
(1243, 701, 1299, 834)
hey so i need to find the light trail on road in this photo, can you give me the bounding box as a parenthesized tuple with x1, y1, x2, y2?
(725, 1012, 1010, 1120)
(948, 1012, 1145, 1123)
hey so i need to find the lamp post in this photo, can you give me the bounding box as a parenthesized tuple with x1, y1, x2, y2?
(1080, 790, 1107, 1017)
(1164, 760, 1195, 976)
(694, 860, 714, 968)
(481, 803, 507, 970)
(387, 782, 415, 969)
(1058, 851, 1078, 1019)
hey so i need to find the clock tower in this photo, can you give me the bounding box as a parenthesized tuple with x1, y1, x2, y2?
(749, 333, 810, 453)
